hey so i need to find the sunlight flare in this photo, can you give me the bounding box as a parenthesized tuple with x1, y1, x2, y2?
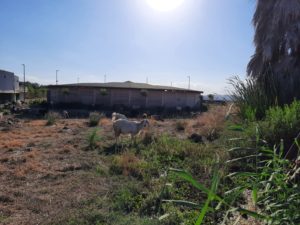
(146, 0, 185, 11)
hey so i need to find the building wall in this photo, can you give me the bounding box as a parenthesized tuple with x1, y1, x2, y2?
(48, 87, 201, 109)
(0, 70, 19, 103)
(0, 71, 19, 93)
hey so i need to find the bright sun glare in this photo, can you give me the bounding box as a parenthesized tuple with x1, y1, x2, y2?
(146, 0, 185, 11)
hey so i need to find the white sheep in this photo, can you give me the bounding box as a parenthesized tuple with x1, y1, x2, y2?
(62, 110, 69, 118)
(112, 112, 127, 121)
(113, 119, 149, 143)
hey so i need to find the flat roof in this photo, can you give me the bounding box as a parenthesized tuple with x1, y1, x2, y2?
(48, 81, 203, 93)
(0, 69, 14, 75)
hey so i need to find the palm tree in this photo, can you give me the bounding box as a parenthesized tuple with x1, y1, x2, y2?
(247, 0, 300, 104)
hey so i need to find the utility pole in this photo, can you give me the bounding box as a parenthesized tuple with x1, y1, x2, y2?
(56, 70, 59, 85)
(22, 64, 26, 102)
(187, 75, 190, 89)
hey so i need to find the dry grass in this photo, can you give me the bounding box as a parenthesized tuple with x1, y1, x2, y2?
(186, 104, 228, 138)
(100, 118, 112, 127)
(0, 110, 230, 224)
(15, 160, 44, 177)
(1, 139, 25, 148)
(112, 151, 145, 177)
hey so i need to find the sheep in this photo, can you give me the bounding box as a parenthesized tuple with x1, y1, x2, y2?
(113, 119, 149, 143)
(62, 110, 69, 118)
(112, 112, 127, 121)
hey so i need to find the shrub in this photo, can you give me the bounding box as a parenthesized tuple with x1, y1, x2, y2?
(258, 100, 300, 157)
(110, 151, 146, 178)
(175, 120, 187, 131)
(87, 128, 100, 150)
(228, 76, 278, 120)
(45, 112, 60, 126)
(112, 183, 143, 213)
(89, 112, 102, 127)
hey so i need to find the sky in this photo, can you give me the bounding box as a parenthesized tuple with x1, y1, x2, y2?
(0, 0, 255, 94)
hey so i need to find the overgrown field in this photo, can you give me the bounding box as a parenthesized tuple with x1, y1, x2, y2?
(1, 103, 299, 225)
(0, 105, 230, 225)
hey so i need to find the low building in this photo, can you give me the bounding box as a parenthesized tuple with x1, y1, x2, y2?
(0, 70, 20, 103)
(47, 81, 203, 109)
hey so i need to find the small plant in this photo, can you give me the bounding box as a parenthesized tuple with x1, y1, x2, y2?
(89, 112, 102, 127)
(87, 128, 100, 150)
(99, 88, 108, 96)
(113, 183, 143, 213)
(45, 112, 60, 126)
(175, 120, 187, 131)
(109, 151, 145, 178)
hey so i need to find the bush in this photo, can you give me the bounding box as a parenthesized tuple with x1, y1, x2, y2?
(257, 100, 300, 157)
(109, 151, 146, 178)
(228, 76, 278, 120)
(89, 112, 103, 127)
(45, 112, 60, 126)
(112, 183, 143, 213)
(87, 128, 101, 150)
(175, 121, 187, 131)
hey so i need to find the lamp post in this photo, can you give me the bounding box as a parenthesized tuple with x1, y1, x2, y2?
(56, 70, 59, 85)
(187, 75, 190, 89)
(22, 64, 26, 101)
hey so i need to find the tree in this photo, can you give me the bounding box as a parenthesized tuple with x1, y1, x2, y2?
(247, 0, 300, 104)
(207, 94, 214, 102)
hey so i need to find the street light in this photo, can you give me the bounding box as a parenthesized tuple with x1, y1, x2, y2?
(56, 70, 59, 85)
(22, 64, 26, 101)
(187, 75, 190, 89)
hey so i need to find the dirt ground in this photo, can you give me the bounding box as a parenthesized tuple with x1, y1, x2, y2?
(0, 118, 114, 225)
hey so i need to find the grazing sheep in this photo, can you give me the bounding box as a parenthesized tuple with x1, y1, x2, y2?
(62, 110, 69, 118)
(113, 119, 149, 142)
(112, 112, 127, 121)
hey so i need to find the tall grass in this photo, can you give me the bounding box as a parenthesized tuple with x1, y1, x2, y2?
(163, 128, 300, 225)
(228, 76, 277, 120)
(45, 112, 61, 126)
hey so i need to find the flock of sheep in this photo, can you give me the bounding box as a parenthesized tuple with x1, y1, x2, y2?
(111, 112, 149, 143)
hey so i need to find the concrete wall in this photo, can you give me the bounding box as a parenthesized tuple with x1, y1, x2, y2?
(0, 70, 19, 93)
(48, 87, 201, 109)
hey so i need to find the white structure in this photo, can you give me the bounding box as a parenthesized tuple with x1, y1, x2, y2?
(0, 70, 20, 103)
